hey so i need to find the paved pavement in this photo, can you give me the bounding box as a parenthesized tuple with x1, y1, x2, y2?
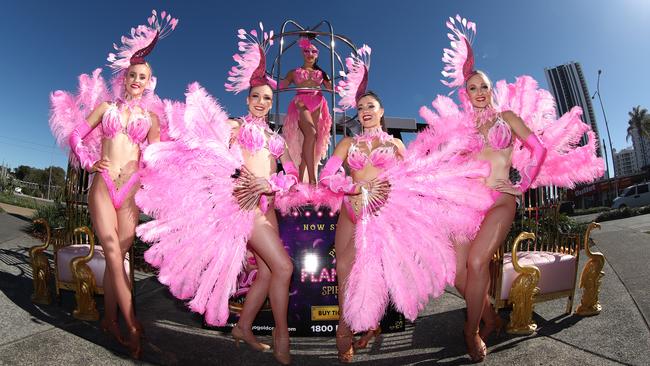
(1, 208, 649, 365)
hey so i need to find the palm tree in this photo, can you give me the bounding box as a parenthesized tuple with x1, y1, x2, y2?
(627, 106, 649, 168)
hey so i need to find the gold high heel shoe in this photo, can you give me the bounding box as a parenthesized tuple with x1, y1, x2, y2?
(126, 325, 143, 360)
(353, 327, 381, 349)
(464, 328, 486, 363)
(232, 324, 270, 352)
(272, 328, 291, 365)
(336, 329, 355, 363)
(100, 318, 126, 346)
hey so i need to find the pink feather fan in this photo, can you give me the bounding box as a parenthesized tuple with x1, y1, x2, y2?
(343, 114, 493, 331)
(493, 76, 605, 188)
(136, 82, 258, 326)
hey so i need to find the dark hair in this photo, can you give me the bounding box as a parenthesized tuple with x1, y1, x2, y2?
(247, 83, 274, 97)
(312, 60, 331, 82)
(356, 90, 386, 131)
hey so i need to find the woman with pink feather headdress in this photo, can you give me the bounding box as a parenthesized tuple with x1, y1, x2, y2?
(427, 15, 605, 362)
(48, 10, 178, 359)
(280, 36, 334, 184)
(320, 45, 494, 363)
(135, 23, 298, 365)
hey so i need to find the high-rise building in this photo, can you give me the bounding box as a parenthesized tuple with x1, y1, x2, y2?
(613, 146, 638, 176)
(544, 62, 603, 158)
(628, 127, 650, 170)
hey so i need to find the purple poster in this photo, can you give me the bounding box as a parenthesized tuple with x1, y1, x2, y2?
(212, 205, 404, 336)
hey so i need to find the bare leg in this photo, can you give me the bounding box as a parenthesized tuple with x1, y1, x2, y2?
(89, 178, 122, 342)
(233, 250, 272, 350)
(334, 208, 356, 361)
(116, 192, 140, 327)
(90, 176, 142, 357)
(463, 194, 516, 360)
(454, 241, 500, 338)
(245, 209, 293, 363)
(237, 252, 271, 328)
(298, 105, 318, 184)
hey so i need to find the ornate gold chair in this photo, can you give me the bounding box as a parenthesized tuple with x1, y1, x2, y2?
(52, 225, 133, 321)
(488, 204, 586, 335)
(49, 160, 133, 320)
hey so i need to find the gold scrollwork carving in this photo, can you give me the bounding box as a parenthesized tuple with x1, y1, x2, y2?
(71, 226, 99, 321)
(30, 219, 52, 305)
(576, 222, 604, 316)
(507, 232, 540, 335)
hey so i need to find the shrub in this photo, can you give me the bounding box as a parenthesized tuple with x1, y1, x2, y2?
(29, 202, 67, 231)
(595, 205, 650, 222)
(571, 206, 610, 216)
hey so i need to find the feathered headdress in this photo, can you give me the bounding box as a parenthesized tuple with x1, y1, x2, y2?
(298, 37, 317, 52)
(107, 9, 179, 73)
(225, 22, 276, 94)
(440, 14, 476, 93)
(335, 44, 371, 111)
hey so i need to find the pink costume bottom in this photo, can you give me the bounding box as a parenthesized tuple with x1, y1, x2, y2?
(282, 91, 332, 166)
(343, 196, 359, 224)
(100, 170, 141, 209)
(490, 189, 502, 201)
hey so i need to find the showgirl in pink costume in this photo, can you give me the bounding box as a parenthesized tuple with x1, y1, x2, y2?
(48, 10, 178, 359)
(281, 37, 334, 183)
(321, 45, 494, 363)
(136, 23, 297, 365)
(432, 15, 605, 362)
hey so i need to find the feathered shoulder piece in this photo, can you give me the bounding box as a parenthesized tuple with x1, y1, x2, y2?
(225, 22, 276, 94)
(107, 9, 178, 73)
(49, 68, 110, 168)
(440, 14, 476, 92)
(335, 44, 371, 111)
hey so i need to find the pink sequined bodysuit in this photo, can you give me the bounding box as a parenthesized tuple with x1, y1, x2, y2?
(282, 67, 332, 166)
(293, 67, 324, 85)
(344, 130, 399, 222)
(236, 114, 287, 213)
(236, 114, 285, 159)
(347, 130, 398, 171)
(478, 114, 513, 201)
(481, 114, 512, 151)
(99, 101, 152, 209)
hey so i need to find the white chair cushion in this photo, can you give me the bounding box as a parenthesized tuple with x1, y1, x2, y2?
(56, 245, 130, 287)
(500, 251, 576, 300)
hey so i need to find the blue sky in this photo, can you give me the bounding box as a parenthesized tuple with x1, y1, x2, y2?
(1, 0, 648, 177)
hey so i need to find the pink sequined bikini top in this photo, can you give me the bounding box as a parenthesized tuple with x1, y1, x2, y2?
(101, 101, 151, 144)
(236, 114, 285, 158)
(294, 67, 324, 85)
(481, 114, 512, 150)
(347, 130, 398, 171)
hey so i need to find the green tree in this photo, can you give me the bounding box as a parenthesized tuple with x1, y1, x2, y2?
(627, 106, 649, 168)
(14, 165, 32, 180)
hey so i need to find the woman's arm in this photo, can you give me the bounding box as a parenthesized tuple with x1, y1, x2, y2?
(69, 101, 110, 172)
(279, 70, 294, 89)
(391, 138, 407, 159)
(322, 78, 333, 92)
(501, 110, 547, 192)
(147, 112, 161, 144)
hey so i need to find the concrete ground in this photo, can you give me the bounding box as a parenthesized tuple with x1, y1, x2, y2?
(1, 207, 648, 365)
